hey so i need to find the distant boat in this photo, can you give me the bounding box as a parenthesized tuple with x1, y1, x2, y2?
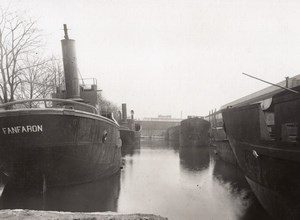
(0, 25, 122, 188)
(165, 125, 180, 142)
(222, 76, 300, 219)
(119, 104, 141, 147)
(179, 117, 210, 147)
(206, 110, 237, 165)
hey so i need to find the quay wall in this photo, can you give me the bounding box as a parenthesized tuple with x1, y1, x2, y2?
(0, 209, 168, 220)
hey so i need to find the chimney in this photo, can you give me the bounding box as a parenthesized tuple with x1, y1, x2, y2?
(130, 110, 134, 120)
(122, 103, 127, 122)
(61, 24, 80, 99)
(285, 77, 289, 88)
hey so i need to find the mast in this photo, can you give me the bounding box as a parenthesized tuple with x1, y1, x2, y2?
(242, 72, 298, 94)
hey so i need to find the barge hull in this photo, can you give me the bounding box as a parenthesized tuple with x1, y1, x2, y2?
(120, 129, 139, 146)
(0, 109, 122, 188)
(179, 118, 210, 147)
(222, 100, 300, 219)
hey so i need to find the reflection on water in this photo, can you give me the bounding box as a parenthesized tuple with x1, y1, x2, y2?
(179, 146, 210, 171)
(0, 139, 271, 220)
(0, 173, 120, 212)
(168, 140, 180, 152)
(211, 153, 271, 220)
(121, 141, 141, 157)
(118, 139, 271, 220)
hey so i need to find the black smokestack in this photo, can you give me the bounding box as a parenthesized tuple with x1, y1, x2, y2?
(122, 103, 127, 122)
(61, 24, 80, 99)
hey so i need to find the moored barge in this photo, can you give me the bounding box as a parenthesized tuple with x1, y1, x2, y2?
(0, 25, 122, 188)
(206, 110, 237, 165)
(119, 104, 141, 147)
(165, 125, 180, 142)
(222, 75, 300, 219)
(179, 117, 210, 147)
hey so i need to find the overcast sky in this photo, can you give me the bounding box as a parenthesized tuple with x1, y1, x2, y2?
(3, 0, 300, 119)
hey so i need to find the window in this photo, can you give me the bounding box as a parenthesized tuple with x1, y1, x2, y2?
(281, 123, 298, 143)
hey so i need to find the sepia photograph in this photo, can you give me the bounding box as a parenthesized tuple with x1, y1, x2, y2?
(0, 0, 299, 219)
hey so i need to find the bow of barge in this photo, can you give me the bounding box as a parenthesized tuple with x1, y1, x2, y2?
(0, 25, 122, 188)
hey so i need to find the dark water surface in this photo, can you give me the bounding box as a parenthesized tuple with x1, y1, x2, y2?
(0, 138, 271, 220)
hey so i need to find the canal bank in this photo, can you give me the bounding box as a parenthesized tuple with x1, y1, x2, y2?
(0, 209, 167, 220)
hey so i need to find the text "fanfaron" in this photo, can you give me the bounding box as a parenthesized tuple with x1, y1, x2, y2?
(2, 125, 43, 135)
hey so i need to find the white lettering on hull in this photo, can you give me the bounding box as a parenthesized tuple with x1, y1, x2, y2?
(2, 125, 43, 135)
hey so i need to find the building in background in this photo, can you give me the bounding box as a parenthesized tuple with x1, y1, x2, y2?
(137, 115, 181, 137)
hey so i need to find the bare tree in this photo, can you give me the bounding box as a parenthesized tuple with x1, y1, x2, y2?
(97, 92, 120, 118)
(0, 7, 43, 103)
(45, 55, 64, 92)
(15, 55, 64, 103)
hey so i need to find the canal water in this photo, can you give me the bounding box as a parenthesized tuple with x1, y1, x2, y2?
(0, 138, 272, 220)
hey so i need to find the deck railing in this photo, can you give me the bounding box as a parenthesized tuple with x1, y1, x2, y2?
(0, 98, 99, 114)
